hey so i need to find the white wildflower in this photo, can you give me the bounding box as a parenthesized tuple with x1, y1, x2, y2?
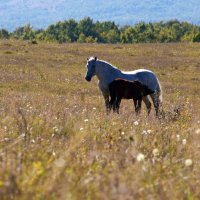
(142, 129, 152, 135)
(52, 151, 56, 157)
(4, 138, 9, 142)
(182, 139, 187, 145)
(134, 121, 139, 126)
(136, 153, 145, 162)
(93, 107, 96, 110)
(152, 148, 159, 157)
(31, 139, 35, 144)
(84, 119, 89, 122)
(53, 126, 60, 133)
(147, 129, 152, 134)
(80, 127, 84, 131)
(142, 130, 151, 135)
(121, 131, 125, 135)
(185, 159, 193, 167)
(195, 129, 200, 135)
(142, 130, 147, 135)
(176, 134, 180, 141)
(21, 133, 26, 138)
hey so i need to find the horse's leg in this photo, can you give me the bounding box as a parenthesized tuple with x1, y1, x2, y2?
(133, 99, 139, 114)
(101, 90, 110, 114)
(109, 94, 116, 112)
(98, 82, 110, 111)
(150, 92, 160, 116)
(134, 99, 142, 114)
(138, 99, 142, 113)
(133, 99, 137, 112)
(113, 99, 117, 113)
(142, 96, 151, 114)
(104, 92, 110, 113)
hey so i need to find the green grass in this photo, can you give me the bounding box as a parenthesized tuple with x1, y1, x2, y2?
(0, 40, 200, 200)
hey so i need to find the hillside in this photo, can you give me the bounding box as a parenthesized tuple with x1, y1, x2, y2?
(0, 40, 200, 199)
(1, 0, 200, 31)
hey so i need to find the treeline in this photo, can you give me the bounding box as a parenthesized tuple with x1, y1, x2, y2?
(1, 17, 200, 43)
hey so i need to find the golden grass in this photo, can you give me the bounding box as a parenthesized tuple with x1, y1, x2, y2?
(0, 40, 200, 200)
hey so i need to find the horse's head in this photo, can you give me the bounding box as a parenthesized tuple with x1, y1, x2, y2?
(85, 57, 97, 82)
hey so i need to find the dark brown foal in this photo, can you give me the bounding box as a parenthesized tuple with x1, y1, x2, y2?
(109, 78, 154, 114)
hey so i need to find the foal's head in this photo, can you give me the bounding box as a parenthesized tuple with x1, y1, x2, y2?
(85, 57, 97, 82)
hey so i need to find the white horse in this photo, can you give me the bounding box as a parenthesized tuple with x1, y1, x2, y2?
(85, 57, 162, 115)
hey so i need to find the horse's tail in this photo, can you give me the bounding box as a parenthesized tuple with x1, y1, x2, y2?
(156, 77, 163, 105)
(158, 90, 163, 105)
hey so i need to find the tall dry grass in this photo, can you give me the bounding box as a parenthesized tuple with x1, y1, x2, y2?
(0, 40, 200, 199)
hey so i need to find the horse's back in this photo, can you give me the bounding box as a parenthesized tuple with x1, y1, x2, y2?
(122, 69, 153, 75)
(120, 69, 161, 93)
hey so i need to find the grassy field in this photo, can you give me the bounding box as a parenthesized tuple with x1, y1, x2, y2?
(0, 40, 200, 200)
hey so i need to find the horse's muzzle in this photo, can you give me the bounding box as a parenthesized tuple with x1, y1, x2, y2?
(85, 76, 91, 82)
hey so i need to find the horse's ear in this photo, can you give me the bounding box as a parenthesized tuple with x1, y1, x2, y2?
(94, 56, 97, 61)
(87, 57, 89, 61)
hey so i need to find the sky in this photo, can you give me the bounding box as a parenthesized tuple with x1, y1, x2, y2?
(1, 0, 200, 31)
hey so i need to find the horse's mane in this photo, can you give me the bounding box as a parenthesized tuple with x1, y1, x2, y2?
(88, 57, 120, 71)
(97, 59, 120, 71)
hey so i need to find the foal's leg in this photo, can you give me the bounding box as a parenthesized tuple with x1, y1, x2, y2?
(142, 96, 151, 114)
(134, 99, 142, 114)
(137, 99, 142, 113)
(133, 99, 137, 112)
(133, 99, 139, 114)
(115, 98, 121, 114)
(150, 92, 159, 116)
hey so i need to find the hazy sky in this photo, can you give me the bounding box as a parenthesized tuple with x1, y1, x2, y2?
(1, 0, 199, 31)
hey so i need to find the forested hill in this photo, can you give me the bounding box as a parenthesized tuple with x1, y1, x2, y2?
(1, 0, 200, 31)
(1, 18, 200, 43)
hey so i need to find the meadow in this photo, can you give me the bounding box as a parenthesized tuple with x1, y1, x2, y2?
(0, 40, 200, 200)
